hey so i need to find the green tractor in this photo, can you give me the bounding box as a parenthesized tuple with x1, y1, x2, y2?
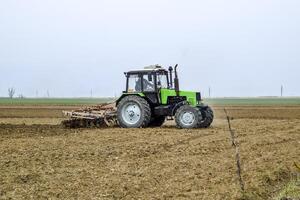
(116, 64, 213, 129)
(62, 64, 213, 129)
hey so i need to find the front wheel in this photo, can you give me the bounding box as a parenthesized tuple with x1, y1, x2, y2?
(175, 105, 202, 129)
(198, 106, 214, 128)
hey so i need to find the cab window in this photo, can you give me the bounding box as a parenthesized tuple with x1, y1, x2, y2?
(142, 74, 155, 92)
(127, 74, 141, 92)
(157, 73, 168, 89)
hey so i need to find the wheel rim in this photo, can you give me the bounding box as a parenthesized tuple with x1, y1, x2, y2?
(121, 102, 141, 125)
(180, 111, 195, 126)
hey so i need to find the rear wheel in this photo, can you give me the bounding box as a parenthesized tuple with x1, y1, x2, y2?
(148, 116, 165, 127)
(198, 106, 214, 128)
(117, 95, 151, 128)
(175, 105, 201, 129)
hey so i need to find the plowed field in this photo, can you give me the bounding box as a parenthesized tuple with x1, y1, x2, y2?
(0, 105, 299, 199)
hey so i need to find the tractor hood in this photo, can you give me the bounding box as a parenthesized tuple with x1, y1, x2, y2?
(160, 89, 201, 106)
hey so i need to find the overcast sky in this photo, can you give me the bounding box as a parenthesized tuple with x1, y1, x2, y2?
(0, 0, 299, 97)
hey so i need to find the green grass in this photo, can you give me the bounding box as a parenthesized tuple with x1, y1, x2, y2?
(0, 97, 299, 106)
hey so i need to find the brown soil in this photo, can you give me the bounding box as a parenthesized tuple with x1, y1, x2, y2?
(0, 106, 299, 199)
(0, 106, 80, 118)
(1, 105, 300, 119)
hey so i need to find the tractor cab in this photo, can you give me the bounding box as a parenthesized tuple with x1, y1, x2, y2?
(125, 65, 169, 93)
(123, 65, 171, 105)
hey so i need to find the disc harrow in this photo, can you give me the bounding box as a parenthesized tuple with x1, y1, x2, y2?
(62, 103, 118, 128)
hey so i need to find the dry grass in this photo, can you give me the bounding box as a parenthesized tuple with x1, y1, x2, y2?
(275, 179, 300, 200)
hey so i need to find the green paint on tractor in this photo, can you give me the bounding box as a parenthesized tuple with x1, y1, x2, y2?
(160, 89, 198, 106)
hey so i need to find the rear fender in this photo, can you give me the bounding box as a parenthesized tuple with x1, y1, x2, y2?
(116, 93, 145, 106)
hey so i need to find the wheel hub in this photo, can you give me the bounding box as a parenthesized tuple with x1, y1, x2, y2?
(129, 111, 135, 117)
(181, 112, 195, 125)
(121, 103, 141, 125)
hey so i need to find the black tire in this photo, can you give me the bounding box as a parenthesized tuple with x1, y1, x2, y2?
(198, 106, 214, 128)
(175, 105, 202, 129)
(117, 95, 151, 128)
(148, 116, 166, 127)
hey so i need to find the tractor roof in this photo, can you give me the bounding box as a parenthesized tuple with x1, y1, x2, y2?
(126, 65, 168, 74)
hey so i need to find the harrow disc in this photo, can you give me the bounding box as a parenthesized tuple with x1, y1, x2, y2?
(62, 103, 118, 128)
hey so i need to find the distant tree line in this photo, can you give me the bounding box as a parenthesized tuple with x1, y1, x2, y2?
(7, 87, 25, 99)
(8, 88, 15, 98)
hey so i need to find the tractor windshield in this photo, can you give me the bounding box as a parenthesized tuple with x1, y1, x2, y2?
(157, 73, 168, 89)
(127, 71, 168, 93)
(127, 74, 155, 92)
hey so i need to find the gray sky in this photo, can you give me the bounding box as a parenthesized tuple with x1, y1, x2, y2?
(0, 0, 299, 97)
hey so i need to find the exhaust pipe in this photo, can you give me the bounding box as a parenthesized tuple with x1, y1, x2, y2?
(174, 64, 179, 96)
(168, 66, 173, 88)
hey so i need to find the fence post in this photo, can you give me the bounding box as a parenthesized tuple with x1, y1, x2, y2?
(224, 108, 245, 192)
